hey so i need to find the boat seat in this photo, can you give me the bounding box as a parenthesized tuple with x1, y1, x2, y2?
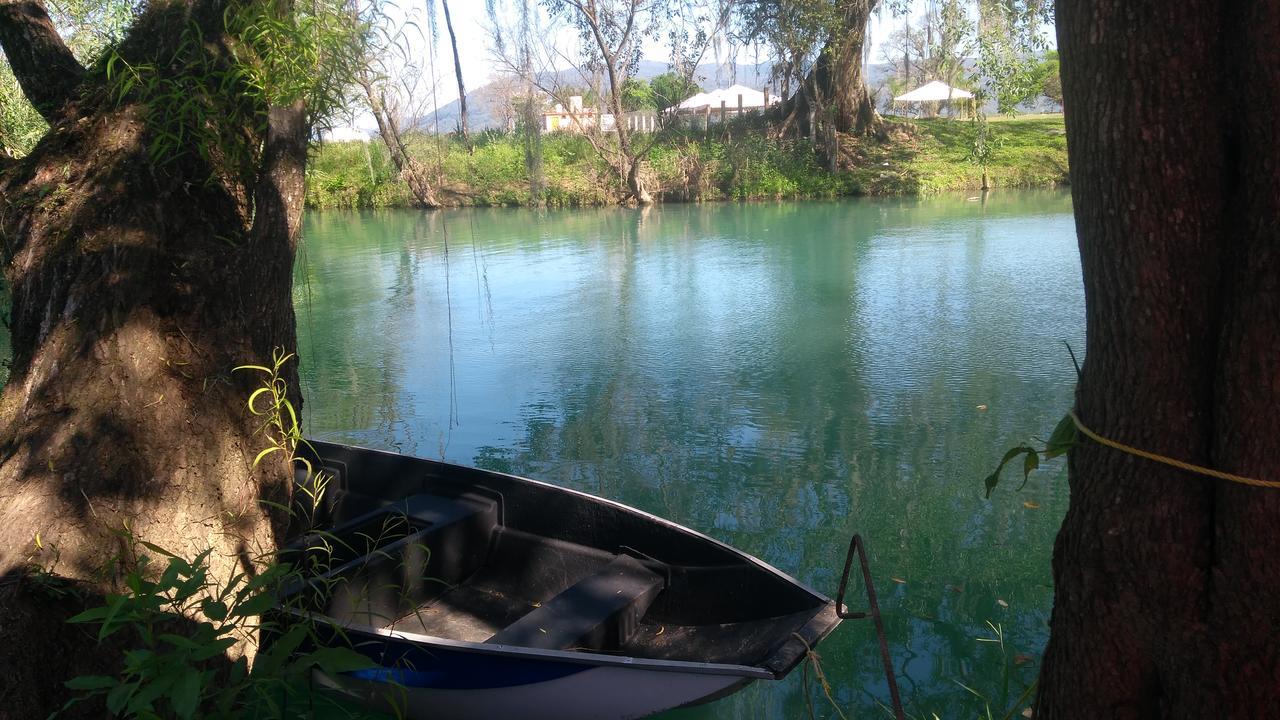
(317, 492, 500, 625)
(285, 491, 498, 573)
(485, 554, 665, 651)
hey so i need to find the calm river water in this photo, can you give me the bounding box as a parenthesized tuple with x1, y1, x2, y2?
(296, 191, 1082, 719)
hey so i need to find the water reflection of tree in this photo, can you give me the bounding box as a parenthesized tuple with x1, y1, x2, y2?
(295, 211, 425, 453)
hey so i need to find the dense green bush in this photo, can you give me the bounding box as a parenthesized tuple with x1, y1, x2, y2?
(305, 141, 408, 209)
(303, 115, 1068, 209)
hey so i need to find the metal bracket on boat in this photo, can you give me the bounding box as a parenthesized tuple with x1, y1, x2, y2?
(618, 544, 672, 588)
(836, 534, 905, 720)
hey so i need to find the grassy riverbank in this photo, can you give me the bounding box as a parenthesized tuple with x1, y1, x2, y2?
(305, 115, 1068, 209)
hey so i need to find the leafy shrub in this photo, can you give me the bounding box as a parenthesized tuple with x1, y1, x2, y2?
(60, 546, 374, 719)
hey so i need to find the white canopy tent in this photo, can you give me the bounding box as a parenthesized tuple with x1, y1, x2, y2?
(892, 81, 976, 117)
(677, 84, 779, 112)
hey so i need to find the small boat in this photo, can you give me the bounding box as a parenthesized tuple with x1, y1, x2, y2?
(278, 441, 844, 720)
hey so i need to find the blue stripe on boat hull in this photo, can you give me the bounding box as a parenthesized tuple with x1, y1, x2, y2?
(347, 649, 589, 690)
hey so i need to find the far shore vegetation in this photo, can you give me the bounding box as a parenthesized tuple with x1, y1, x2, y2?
(306, 114, 1068, 210)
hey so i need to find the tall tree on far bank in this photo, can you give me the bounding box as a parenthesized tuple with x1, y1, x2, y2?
(649, 70, 698, 111)
(491, 0, 727, 205)
(541, 0, 663, 204)
(1035, 0, 1280, 715)
(0, 0, 361, 712)
(975, 0, 1053, 112)
(486, 0, 544, 203)
(440, 0, 468, 143)
(358, 69, 442, 207)
(359, 0, 442, 207)
(738, 0, 882, 137)
(881, 0, 974, 93)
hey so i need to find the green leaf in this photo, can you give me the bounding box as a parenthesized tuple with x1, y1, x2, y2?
(201, 599, 228, 621)
(123, 648, 155, 669)
(66, 606, 110, 624)
(129, 669, 177, 712)
(997, 445, 1028, 468)
(252, 445, 284, 468)
(170, 670, 201, 720)
(247, 386, 275, 414)
(1020, 451, 1040, 489)
(252, 620, 307, 676)
(229, 589, 278, 618)
(983, 446, 1035, 499)
(253, 623, 307, 676)
(98, 595, 129, 640)
(190, 635, 238, 662)
(301, 646, 375, 674)
(65, 675, 117, 691)
(983, 470, 1001, 499)
(137, 540, 179, 559)
(159, 633, 203, 650)
(1043, 413, 1078, 459)
(159, 560, 182, 590)
(105, 680, 137, 714)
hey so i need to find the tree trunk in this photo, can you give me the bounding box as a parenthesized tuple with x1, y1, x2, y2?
(0, 0, 307, 714)
(1038, 0, 1280, 716)
(816, 6, 880, 137)
(440, 0, 468, 144)
(780, 0, 881, 139)
(625, 157, 652, 206)
(359, 72, 441, 208)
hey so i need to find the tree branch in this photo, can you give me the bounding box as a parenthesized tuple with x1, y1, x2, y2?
(0, 0, 85, 121)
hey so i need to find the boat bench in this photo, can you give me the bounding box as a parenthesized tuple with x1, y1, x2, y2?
(486, 554, 665, 651)
(317, 492, 500, 626)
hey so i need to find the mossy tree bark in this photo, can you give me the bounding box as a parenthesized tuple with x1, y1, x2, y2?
(1038, 0, 1280, 715)
(0, 0, 307, 713)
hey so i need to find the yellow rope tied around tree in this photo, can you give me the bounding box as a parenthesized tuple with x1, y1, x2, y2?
(1067, 410, 1280, 489)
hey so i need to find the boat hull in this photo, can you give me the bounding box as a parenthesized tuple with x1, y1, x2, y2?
(319, 663, 750, 720)
(284, 440, 841, 719)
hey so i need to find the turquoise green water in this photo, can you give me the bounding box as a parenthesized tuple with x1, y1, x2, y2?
(295, 191, 1082, 719)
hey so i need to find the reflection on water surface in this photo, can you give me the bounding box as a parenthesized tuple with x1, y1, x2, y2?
(296, 191, 1082, 718)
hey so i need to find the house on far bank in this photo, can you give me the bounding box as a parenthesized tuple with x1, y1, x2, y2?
(542, 95, 659, 134)
(544, 95, 606, 133)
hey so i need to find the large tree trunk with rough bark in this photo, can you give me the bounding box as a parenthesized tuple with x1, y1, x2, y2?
(778, 0, 881, 142)
(0, 0, 306, 714)
(816, 0, 879, 136)
(1037, 0, 1280, 716)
